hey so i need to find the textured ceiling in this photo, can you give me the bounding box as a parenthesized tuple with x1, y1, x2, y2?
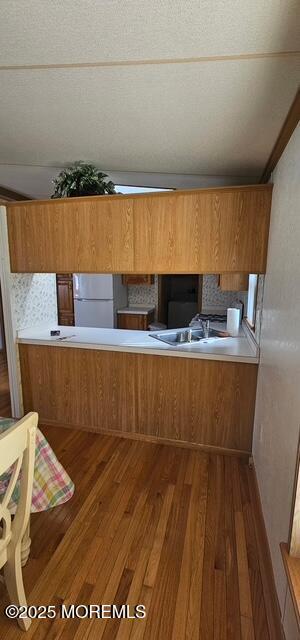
(0, 0, 299, 181)
(1, 0, 300, 65)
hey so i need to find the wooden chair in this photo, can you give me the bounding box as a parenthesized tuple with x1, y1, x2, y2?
(0, 412, 38, 631)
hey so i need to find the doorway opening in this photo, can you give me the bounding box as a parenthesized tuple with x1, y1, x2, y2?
(157, 275, 203, 328)
(0, 283, 11, 417)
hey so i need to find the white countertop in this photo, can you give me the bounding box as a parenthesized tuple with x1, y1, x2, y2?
(117, 306, 155, 315)
(17, 322, 259, 364)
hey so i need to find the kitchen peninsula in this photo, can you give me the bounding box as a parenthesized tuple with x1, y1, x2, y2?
(18, 323, 258, 456)
(5, 184, 268, 458)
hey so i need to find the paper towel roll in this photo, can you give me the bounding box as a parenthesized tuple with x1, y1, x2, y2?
(227, 308, 240, 336)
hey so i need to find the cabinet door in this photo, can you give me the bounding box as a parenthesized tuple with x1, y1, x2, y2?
(117, 313, 144, 330)
(133, 188, 272, 273)
(219, 273, 249, 291)
(122, 275, 154, 285)
(7, 198, 135, 272)
(57, 279, 73, 313)
(58, 313, 75, 326)
(117, 311, 154, 330)
(7, 186, 272, 274)
(56, 276, 74, 325)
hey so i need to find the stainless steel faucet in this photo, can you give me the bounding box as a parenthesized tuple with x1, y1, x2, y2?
(189, 314, 210, 338)
(189, 313, 202, 327)
(203, 319, 210, 338)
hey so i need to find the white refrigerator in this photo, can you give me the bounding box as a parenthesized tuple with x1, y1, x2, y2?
(73, 274, 127, 328)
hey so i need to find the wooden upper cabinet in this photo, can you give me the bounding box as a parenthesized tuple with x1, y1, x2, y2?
(219, 273, 249, 291)
(133, 186, 272, 273)
(7, 197, 134, 273)
(6, 185, 272, 274)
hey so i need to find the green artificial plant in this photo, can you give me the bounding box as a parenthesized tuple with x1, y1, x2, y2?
(51, 162, 116, 198)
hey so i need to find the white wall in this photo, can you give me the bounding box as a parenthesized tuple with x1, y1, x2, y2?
(0, 164, 258, 200)
(252, 123, 300, 638)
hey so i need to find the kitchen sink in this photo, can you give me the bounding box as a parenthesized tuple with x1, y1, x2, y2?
(149, 326, 226, 346)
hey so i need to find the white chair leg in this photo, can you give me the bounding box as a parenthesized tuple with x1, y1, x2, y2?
(4, 543, 31, 631)
(21, 520, 31, 567)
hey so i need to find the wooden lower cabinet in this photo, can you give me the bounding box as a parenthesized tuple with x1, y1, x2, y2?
(19, 344, 257, 454)
(58, 313, 75, 326)
(117, 310, 155, 330)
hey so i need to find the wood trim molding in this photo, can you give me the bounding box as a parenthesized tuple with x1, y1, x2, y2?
(1, 49, 299, 72)
(39, 419, 250, 458)
(281, 542, 300, 630)
(248, 463, 284, 639)
(0, 185, 32, 201)
(260, 89, 300, 183)
(288, 430, 300, 557)
(6, 182, 272, 208)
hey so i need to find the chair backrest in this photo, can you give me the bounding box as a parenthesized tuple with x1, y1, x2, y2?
(0, 413, 38, 569)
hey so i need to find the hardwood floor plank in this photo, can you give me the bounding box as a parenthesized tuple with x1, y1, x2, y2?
(61, 445, 158, 612)
(229, 458, 255, 639)
(79, 494, 151, 640)
(224, 457, 242, 640)
(200, 455, 224, 639)
(74, 446, 172, 639)
(185, 455, 209, 640)
(172, 454, 208, 640)
(101, 568, 134, 640)
(56, 582, 95, 640)
(108, 484, 166, 640)
(234, 511, 255, 632)
(29, 446, 128, 602)
(130, 585, 152, 640)
(143, 454, 191, 639)
(144, 483, 175, 588)
(239, 616, 255, 640)
(115, 454, 181, 639)
(214, 457, 227, 640)
(0, 427, 282, 640)
(145, 483, 191, 639)
(214, 569, 227, 640)
(30, 433, 119, 566)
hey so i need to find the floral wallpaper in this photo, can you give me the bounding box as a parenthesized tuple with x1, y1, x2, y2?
(10, 274, 57, 330)
(128, 277, 158, 319)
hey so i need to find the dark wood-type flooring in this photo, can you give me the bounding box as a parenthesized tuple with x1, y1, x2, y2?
(0, 426, 282, 639)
